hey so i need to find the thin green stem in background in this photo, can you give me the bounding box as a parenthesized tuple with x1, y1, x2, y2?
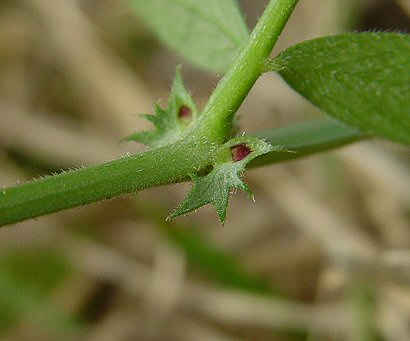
(350, 283, 377, 341)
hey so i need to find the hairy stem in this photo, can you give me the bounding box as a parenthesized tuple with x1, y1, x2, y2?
(0, 0, 299, 227)
(0, 141, 214, 226)
(193, 0, 299, 142)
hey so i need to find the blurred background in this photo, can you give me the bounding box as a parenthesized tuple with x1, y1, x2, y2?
(0, 0, 409, 340)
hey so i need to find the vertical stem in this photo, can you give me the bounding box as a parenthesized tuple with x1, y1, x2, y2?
(196, 0, 299, 141)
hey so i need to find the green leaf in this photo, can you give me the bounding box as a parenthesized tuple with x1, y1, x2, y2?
(130, 0, 249, 73)
(250, 119, 364, 167)
(273, 32, 410, 145)
(169, 136, 275, 224)
(124, 68, 198, 147)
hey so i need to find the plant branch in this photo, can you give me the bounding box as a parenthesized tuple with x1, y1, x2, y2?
(0, 118, 363, 227)
(0, 0, 300, 227)
(0, 141, 214, 226)
(193, 0, 299, 142)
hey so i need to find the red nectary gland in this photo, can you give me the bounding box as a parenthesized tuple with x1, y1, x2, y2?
(231, 144, 251, 162)
(178, 105, 191, 120)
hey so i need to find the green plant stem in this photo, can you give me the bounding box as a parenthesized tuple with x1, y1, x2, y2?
(0, 141, 213, 226)
(193, 0, 299, 142)
(0, 0, 300, 227)
(0, 118, 363, 226)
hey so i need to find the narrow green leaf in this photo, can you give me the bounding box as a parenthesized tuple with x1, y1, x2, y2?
(273, 32, 410, 145)
(169, 136, 276, 224)
(129, 0, 249, 73)
(124, 68, 198, 147)
(250, 119, 364, 167)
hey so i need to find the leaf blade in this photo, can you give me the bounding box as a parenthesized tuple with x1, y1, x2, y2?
(130, 0, 249, 73)
(250, 119, 364, 167)
(273, 32, 410, 145)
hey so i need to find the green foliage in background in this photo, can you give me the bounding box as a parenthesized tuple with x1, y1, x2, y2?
(1, 1, 408, 339)
(130, 0, 249, 72)
(0, 249, 79, 334)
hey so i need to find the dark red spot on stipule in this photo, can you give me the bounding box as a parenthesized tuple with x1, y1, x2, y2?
(231, 144, 251, 162)
(178, 105, 191, 120)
